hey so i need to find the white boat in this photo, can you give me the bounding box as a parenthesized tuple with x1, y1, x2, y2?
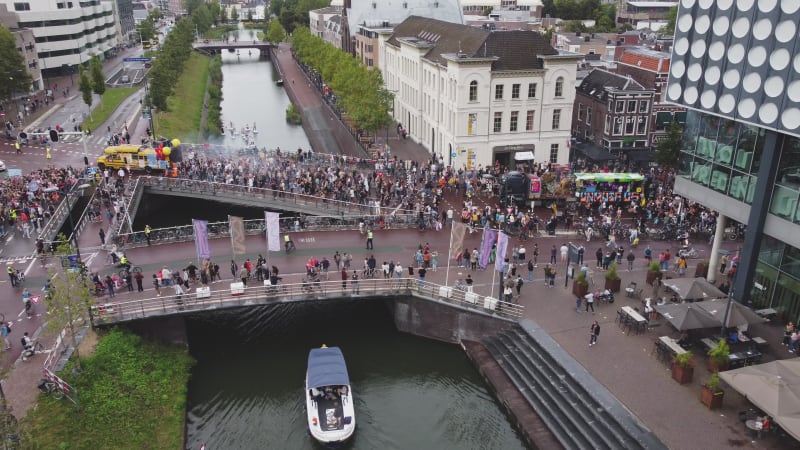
(305, 346, 355, 445)
(276, 79, 284, 86)
(252, 122, 258, 134)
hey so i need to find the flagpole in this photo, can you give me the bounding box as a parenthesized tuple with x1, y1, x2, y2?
(491, 261, 497, 299)
(444, 220, 453, 288)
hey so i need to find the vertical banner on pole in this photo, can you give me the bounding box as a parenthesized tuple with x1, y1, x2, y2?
(229, 215, 246, 257)
(193, 219, 210, 260)
(265, 211, 280, 252)
(495, 231, 509, 273)
(450, 222, 467, 260)
(479, 228, 497, 270)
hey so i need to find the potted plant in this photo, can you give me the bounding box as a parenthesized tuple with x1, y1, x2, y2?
(695, 258, 710, 278)
(604, 262, 621, 293)
(573, 270, 589, 297)
(646, 261, 662, 286)
(700, 372, 725, 409)
(707, 338, 730, 372)
(672, 351, 694, 384)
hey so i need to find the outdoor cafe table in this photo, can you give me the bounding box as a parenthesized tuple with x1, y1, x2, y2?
(729, 349, 763, 369)
(620, 306, 647, 334)
(659, 336, 688, 355)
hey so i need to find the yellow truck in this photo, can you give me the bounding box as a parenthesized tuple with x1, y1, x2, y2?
(96, 145, 169, 173)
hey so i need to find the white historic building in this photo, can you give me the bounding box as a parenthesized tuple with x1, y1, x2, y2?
(380, 16, 578, 169)
(0, 0, 117, 71)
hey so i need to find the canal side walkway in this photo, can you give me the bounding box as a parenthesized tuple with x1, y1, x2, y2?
(271, 43, 431, 163)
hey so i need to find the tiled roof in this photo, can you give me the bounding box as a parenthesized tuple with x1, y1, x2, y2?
(577, 69, 645, 101)
(618, 47, 671, 73)
(387, 16, 557, 70)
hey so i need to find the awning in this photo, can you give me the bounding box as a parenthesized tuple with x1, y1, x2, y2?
(307, 347, 350, 388)
(514, 151, 535, 161)
(656, 111, 673, 126)
(575, 173, 645, 182)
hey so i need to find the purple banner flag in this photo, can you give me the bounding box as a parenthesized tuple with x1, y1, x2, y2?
(479, 228, 497, 270)
(495, 231, 509, 273)
(193, 219, 210, 260)
(450, 221, 467, 259)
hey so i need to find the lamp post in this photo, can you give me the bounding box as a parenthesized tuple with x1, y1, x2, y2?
(143, 76, 155, 137)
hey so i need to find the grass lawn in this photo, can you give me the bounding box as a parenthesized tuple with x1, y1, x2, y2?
(155, 52, 209, 141)
(21, 329, 194, 450)
(80, 87, 140, 132)
(203, 25, 237, 40)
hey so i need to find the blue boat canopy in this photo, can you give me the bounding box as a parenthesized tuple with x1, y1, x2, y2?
(307, 347, 350, 389)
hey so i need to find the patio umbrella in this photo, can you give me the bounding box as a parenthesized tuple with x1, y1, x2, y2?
(696, 298, 766, 328)
(662, 277, 726, 301)
(719, 358, 800, 441)
(655, 303, 721, 330)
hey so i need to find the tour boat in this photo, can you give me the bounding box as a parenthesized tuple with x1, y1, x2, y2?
(305, 346, 355, 445)
(252, 122, 258, 134)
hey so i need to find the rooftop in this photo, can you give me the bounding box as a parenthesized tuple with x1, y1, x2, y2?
(387, 16, 558, 71)
(627, 1, 678, 7)
(348, 0, 463, 35)
(618, 46, 671, 73)
(577, 69, 648, 101)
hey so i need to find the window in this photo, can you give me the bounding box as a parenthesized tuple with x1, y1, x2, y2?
(577, 104, 584, 122)
(527, 83, 537, 98)
(13, 2, 31, 10)
(627, 100, 636, 113)
(510, 111, 519, 131)
(625, 117, 634, 134)
(554, 77, 564, 97)
(605, 116, 611, 134)
(526, 110, 535, 131)
(495, 84, 504, 100)
(552, 109, 561, 129)
(511, 83, 520, 99)
(637, 117, 647, 134)
(469, 80, 477, 101)
(467, 113, 477, 135)
(639, 100, 648, 113)
(549, 144, 559, 163)
(616, 101, 624, 113)
(586, 107, 592, 125)
(493, 112, 503, 132)
(613, 118, 622, 135)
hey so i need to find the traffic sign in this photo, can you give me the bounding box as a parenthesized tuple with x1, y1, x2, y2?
(123, 57, 152, 62)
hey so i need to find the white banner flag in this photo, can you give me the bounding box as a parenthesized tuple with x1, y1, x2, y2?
(265, 211, 280, 252)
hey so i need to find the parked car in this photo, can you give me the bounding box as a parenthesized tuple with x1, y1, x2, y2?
(0, 160, 7, 172)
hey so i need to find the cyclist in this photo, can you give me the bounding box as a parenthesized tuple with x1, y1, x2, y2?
(22, 288, 33, 319)
(284, 234, 295, 252)
(21, 332, 32, 351)
(119, 254, 129, 270)
(7, 264, 16, 287)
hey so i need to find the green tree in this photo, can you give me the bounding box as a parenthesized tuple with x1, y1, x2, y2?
(208, 1, 221, 25)
(663, 5, 678, 35)
(89, 55, 105, 102)
(0, 24, 33, 104)
(44, 234, 94, 371)
(220, 6, 228, 24)
(655, 121, 683, 169)
(192, 3, 213, 34)
(265, 19, 287, 44)
(78, 66, 94, 120)
(136, 17, 155, 45)
(231, 6, 239, 21)
(184, 0, 203, 16)
(247, 8, 254, 22)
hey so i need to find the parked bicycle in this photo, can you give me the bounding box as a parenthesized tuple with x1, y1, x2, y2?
(36, 379, 64, 400)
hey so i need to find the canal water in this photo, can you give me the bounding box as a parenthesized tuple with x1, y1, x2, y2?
(184, 301, 526, 450)
(182, 26, 526, 450)
(217, 26, 310, 152)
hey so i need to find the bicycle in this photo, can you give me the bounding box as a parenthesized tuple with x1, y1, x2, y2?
(118, 266, 143, 278)
(284, 241, 296, 253)
(36, 379, 64, 400)
(21, 341, 45, 362)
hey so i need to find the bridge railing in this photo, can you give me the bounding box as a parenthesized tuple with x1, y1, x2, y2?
(138, 176, 403, 217)
(111, 213, 419, 248)
(37, 179, 96, 245)
(88, 278, 524, 325)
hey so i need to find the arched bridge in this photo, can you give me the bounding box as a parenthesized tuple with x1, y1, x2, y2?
(192, 40, 273, 56)
(89, 278, 524, 327)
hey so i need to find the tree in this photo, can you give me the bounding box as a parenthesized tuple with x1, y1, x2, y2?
(231, 6, 239, 21)
(220, 6, 228, 24)
(0, 24, 33, 105)
(43, 234, 94, 372)
(246, 8, 253, 22)
(78, 66, 94, 120)
(89, 55, 105, 107)
(136, 17, 155, 45)
(663, 5, 678, 35)
(265, 20, 286, 44)
(208, 1, 221, 25)
(655, 121, 683, 169)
